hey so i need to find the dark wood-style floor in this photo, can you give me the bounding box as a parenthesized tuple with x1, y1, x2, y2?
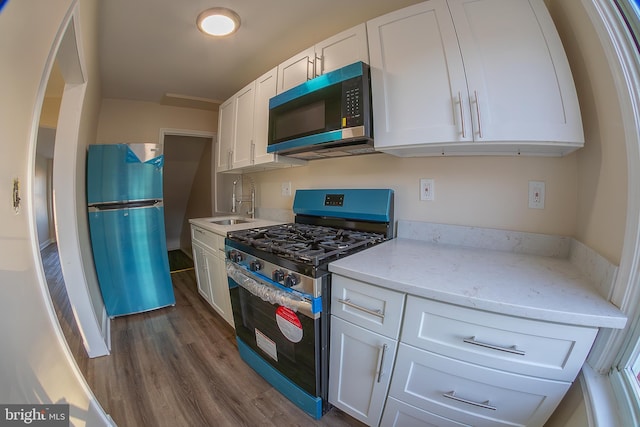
(42, 244, 365, 427)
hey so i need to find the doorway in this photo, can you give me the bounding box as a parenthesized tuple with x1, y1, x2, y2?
(162, 134, 212, 255)
(31, 7, 109, 359)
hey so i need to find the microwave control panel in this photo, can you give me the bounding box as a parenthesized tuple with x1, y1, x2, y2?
(342, 77, 363, 128)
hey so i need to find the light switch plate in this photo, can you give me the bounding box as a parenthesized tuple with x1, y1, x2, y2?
(420, 179, 434, 201)
(281, 181, 292, 197)
(528, 181, 545, 209)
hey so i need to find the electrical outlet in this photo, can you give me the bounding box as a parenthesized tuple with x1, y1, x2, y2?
(281, 181, 292, 197)
(528, 181, 545, 209)
(420, 179, 434, 201)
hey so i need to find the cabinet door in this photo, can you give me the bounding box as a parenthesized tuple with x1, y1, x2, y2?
(216, 97, 235, 171)
(277, 46, 315, 94)
(329, 316, 397, 426)
(252, 67, 277, 166)
(232, 81, 256, 169)
(211, 247, 234, 328)
(368, 0, 471, 150)
(316, 23, 369, 76)
(192, 242, 213, 304)
(448, 0, 583, 144)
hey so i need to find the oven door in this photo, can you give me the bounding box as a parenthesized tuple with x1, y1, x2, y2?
(226, 261, 324, 417)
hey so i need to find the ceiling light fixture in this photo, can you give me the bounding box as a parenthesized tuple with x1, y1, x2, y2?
(197, 7, 241, 37)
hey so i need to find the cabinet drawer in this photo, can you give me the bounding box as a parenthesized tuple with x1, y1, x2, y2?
(191, 226, 224, 252)
(381, 397, 470, 427)
(389, 344, 569, 427)
(402, 296, 597, 381)
(331, 275, 405, 339)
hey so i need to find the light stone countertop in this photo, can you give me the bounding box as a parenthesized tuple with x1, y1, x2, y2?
(329, 223, 627, 329)
(189, 215, 285, 236)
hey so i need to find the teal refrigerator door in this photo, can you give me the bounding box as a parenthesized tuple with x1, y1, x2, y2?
(88, 204, 175, 317)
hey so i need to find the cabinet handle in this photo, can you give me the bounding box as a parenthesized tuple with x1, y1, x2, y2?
(463, 336, 525, 356)
(376, 343, 388, 383)
(307, 57, 314, 81)
(337, 298, 384, 319)
(250, 141, 255, 164)
(227, 151, 233, 169)
(457, 92, 466, 138)
(474, 90, 483, 139)
(315, 55, 323, 77)
(443, 391, 496, 411)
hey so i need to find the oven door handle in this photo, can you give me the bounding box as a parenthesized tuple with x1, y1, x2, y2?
(226, 260, 316, 318)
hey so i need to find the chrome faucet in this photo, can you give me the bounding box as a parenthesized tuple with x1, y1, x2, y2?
(247, 184, 256, 219)
(231, 180, 237, 213)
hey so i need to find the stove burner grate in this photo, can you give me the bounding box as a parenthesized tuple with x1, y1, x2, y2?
(228, 223, 385, 265)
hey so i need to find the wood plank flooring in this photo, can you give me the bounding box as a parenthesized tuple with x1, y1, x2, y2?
(41, 244, 366, 427)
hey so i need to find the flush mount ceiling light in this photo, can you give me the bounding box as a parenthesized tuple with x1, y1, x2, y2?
(197, 7, 241, 37)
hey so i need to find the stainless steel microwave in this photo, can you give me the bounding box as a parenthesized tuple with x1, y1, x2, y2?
(267, 61, 374, 160)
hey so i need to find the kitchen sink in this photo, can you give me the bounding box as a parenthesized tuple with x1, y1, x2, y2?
(210, 218, 250, 225)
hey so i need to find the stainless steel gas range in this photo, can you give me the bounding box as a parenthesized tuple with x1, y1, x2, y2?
(225, 189, 394, 419)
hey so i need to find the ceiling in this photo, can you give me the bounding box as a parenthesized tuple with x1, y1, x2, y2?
(98, 0, 423, 109)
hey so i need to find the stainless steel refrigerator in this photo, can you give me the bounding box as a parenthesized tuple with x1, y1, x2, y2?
(87, 143, 175, 317)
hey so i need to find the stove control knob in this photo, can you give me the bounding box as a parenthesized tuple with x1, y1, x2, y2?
(272, 269, 285, 283)
(228, 250, 243, 263)
(284, 273, 299, 288)
(249, 260, 263, 272)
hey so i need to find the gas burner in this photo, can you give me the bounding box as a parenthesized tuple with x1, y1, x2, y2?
(227, 223, 386, 265)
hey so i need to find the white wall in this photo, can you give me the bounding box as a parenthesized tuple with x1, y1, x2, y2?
(0, 0, 109, 424)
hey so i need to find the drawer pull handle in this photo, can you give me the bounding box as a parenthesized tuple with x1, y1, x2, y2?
(443, 391, 496, 411)
(337, 298, 384, 319)
(457, 91, 466, 138)
(376, 344, 388, 383)
(463, 336, 525, 356)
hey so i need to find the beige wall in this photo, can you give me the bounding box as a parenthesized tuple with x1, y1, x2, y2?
(248, 153, 579, 236)
(96, 98, 217, 144)
(547, 0, 628, 266)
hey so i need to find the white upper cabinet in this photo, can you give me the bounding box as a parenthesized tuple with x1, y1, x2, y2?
(277, 23, 369, 94)
(368, 0, 584, 157)
(231, 81, 256, 169)
(216, 68, 306, 173)
(216, 97, 235, 172)
(315, 23, 370, 76)
(277, 46, 316, 95)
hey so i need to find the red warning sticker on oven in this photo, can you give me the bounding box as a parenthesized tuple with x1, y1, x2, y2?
(276, 306, 303, 343)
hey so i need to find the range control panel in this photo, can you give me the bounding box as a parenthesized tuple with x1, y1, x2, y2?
(324, 194, 344, 207)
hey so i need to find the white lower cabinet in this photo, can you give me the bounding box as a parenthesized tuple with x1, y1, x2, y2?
(329, 275, 599, 426)
(329, 275, 405, 426)
(385, 344, 569, 427)
(192, 242, 213, 305)
(191, 225, 234, 328)
(329, 317, 397, 426)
